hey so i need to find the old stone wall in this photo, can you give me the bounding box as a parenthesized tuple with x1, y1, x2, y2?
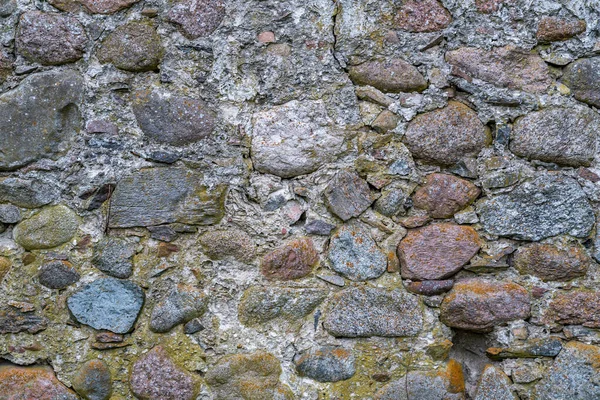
(1, 0, 600, 398)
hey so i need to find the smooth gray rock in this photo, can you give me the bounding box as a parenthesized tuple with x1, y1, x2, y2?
(477, 174, 594, 241)
(92, 237, 136, 278)
(0, 204, 21, 224)
(294, 346, 355, 382)
(150, 284, 207, 333)
(328, 225, 386, 281)
(67, 278, 144, 334)
(305, 220, 336, 236)
(39, 261, 80, 289)
(0, 178, 60, 208)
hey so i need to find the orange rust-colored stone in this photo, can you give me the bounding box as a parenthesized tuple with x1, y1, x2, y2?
(260, 237, 319, 280)
(0, 365, 77, 399)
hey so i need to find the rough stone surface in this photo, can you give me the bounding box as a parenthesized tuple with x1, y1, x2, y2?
(38, 260, 80, 289)
(0, 178, 60, 208)
(13, 205, 79, 250)
(98, 22, 163, 72)
(167, 0, 225, 39)
(474, 365, 518, 400)
(486, 338, 562, 359)
(406, 279, 454, 296)
(328, 225, 387, 281)
(305, 220, 336, 236)
(0, 0, 16, 16)
(398, 223, 481, 280)
(0, 307, 48, 334)
(67, 277, 144, 333)
(546, 290, 600, 328)
(0, 204, 21, 224)
(537, 17, 586, 43)
(323, 286, 422, 337)
(394, 0, 452, 33)
(197, 228, 256, 262)
(512, 242, 589, 282)
(403, 101, 490, 165)
(324, 170, 374, 221)
(16, 11, 87, 65)
(92, 237, 136, 278)
(48, 0, 140, 14)
(294, 346, 355, 382)
(477, 174, 595, 241)
(260, 237, 319, 280)
(0, 365, 78, 400)
(562, 57, 600, 108)
(150, 284, 207, 333)
(440, 279, 531, 332)
(349, 59, 427, 93)
(0, 70, 83, 170)
(413, 173, 480, 218)
(72, 360, 112, 400)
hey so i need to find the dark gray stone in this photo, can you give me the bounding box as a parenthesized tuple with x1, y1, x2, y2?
(183, 319, 205, 334)
(0, 307, 48, 334)
(0, 70, 83, 170)
(67, 277, 144, 334)
(294, 346, 355, 382)
(305, 220, 336, 236)
(477, 174, 594, 241)
(0, 0, 16, 16)
(0, 204, 21, 224)
(150, 284, 207, 333)
(324, 170, 374, 221)
(39, 261, 80, 289)
(562, 57, 600, 108)
(328, 225, 387, 281)
(148, 225, 178, 242)
(0, 178, 60, 208)
(92, 237, 136, 278)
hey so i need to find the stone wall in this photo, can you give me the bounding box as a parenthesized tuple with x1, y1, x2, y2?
(1, 0, 600, 398)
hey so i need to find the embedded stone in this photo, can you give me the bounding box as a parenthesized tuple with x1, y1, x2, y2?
(98, 22, 163, 72)
(16, 11, 87, 65)
(512, 242, 589, 282)
(475, 0, 512, 13)
(395, 0, 452, 32)
(238, 286, 327, 326)
(349, 59, 427, 93)
(546, 290, 600, 328)
(132, 89, 216, 146)
(0, 51, 11, 83)
(72, 360, 112, 400)
(48, 0, 140, 14)
(167, 0, 225, 39)
(403, 101, 490, 165)
(0, 70, 83, 170)
(324, 170, 374, 221)
(197, 229, 256, 262)
(38, 260, 80, 289)
(562, 57, 600, 108)
(0, 0, 16, 16)
(0, 204, 21, 224)
(130, 346, 197, 400)
(328, 225, 387, 281)
(0, 307, 48, 334)
(0, 365, 77, 400)
(0, 256, 10, 282)
(305, 220, 336, 236)
(477, 174, 595, 241)
(474, 365, 518, 400)
(13, 205, 79, 250)
(440, 279, 531, 332)
(294, 346, 355, 382)
(323, 286, 423, 337)
(260, 237, 319, 280)
(406, 279, 454, 296)
(412, 173, 480, 218)
(486, 338, 563, 360)
(150, 284, 207, 333)
(398, 223, 481, 281)
(108, 168, 227, 228)
(92, 237, 136, 278)
(537, 17, 586, 43)
(510, 107, 599, 167)
(251, 100, 347, 178)
(67, 277, 144, 333)
(446, 45, 552, 93)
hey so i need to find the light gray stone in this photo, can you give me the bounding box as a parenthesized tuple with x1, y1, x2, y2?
(150, 284, 207, 333)
(92, 237, 136, 278)
(328, 225, 387, 281)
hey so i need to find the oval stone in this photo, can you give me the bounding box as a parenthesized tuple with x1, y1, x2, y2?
(14, 205, 79, 250)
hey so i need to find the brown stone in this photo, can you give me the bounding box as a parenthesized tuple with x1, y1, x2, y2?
(48, 0, 140, 14)
(546, 290, 600, 328)
(72, 360, 112, 400)
(167, 0, 225, 39)
(0, 365, 77, 399)
(406, 279, 454, 296)
(512, 242, 589, 281)
(445, 45, 552, 93)
(400, 215, 431, 228)
(324, 170, 374, 221)
(403, 101, 490, 165)
(349, 59, 427, 93)
(395, 0, 452, 32)
(440, 279, 531, 332)
(0, 307, 47, 334)
(398, 223, 481, 280)
(260, 237, 319, 280)
(537, 17, 586, 43)
(198, 229, 256, 262)
(98, 22, 163, 72)
(413, 173, 480, 218)
(0, 256, 10, 281)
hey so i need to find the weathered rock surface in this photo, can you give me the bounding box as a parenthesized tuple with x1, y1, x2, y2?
(477, 174, 594, 241)
(546, 290, 600, 328)
(537, 17, 586, 43)
(324, 286, 422, 337)
(562, 57, 600, 108)
(0, 204, 21, 224)
(474, 365, 518, 400)
(260, 237, 319, 280)
(348, 59, 427, 93)
(328, 225, 387, 281)
(486, 338, 562, 359)
(324, 170, 374, 221)
(398, 223, 481, 280)
(48, 0, 140, 14)
(0, 0, 16, 16)
(0, 178, 59, 208)
(294, 346, 355, 382)
(403, 101, 490, 165)
(98, 22, 163, 72)
(13, 205, 79, 250)
(150, 284, 207, 333)
(72, 360, 112, 400)
(0, 307, 48, 334)
(394, 0, 452, 32)
(67, 277, 144, 333)
(512, 242, 589, 281)
(412, 173, 480, 218)
(197, 229, 256, 262)
(92, 237, 136, 278)
(0, 70, 83, 170)
(167, 0, 225, 39)
(406, 279, 454, 296)
(0, 365, 78, 400)
(38, 260, 80, 289)
(440, 279, 530, 332)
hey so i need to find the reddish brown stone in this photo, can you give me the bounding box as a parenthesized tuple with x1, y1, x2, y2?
(0, 307, 47, 334)
(537, 17, 586, 43)
(395, 0, 452, 32)
(167, 0, 225, 39)
(512, 242, 589, 281)
(475, 0, 513, 13)
(0, 365, 77, 399)
(546, 291, 600, 328)
(440, 279, 531, 332)
(349, 59, 427, 94)
(578, 167, 600, 183)
(48, 0, 140, 14)
(400, 215, 431, 228)
(398, 223, 481, 280)
(261, 237, 319, 280)
(413, 173, 480, 218)
(95, 331, 124, 343)
(72, 360, 112, 400)
(406, 279, 454, 296)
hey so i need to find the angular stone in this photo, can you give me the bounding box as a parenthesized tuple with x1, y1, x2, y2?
(0, 178, 59, 208)
(294, 346, 355, 382)
(67, 277, 144, 333)
(14, 205, 79, 250)
(0, 365, 77, 400)
(132, 89, 216, 146)
(0, 70, 83, 170)
(477, 174, 595, 241)
(0, 204, 21, 224)
(403, 101, 490, 165)
(251, 100, 347, 178)
(130, 346, 197, 400)
(98, 22, 163, 72)
(238, 286, 327, 326)
(486, 338, 562, 360)
(406, 279, 454, 296)
(16, 11, 86, 66)
(48, 0, 140, 14)
(535, 341, 600, 399)
(92, 237, 136, 278)
(510, 107, 599, 167)
(305, 220, 336, 236)
(0, 51, 11, 83)
(440, 279, 530, 332)
(167, 0, 225, 39)
(512, 242, 589, 282)
(72, 360, 112, 400)
(260, 237, 319, 280)
(546, 290, 600, 328)
(562, 57, 600, 108)
(395, 0, 452, 32)
(474, 365, 518, 400)
(398, 223, 481, 280)
(0, 307, 47, 334)
(323, 286, 422, 337)
(39, 260, 80, 289)
(150, 284, 207, 333)
(198, 229, 255, 262)
(349, 59, 427, 93)
(109, 168, 227, 228)
(537, 17, 586, 43)
(328, 225, 387, 281)
(413, 173, 480, 218)
(446, 45, 552, 93)
(324, 170, 374, 221)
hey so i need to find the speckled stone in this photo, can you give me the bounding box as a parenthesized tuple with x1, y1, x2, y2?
(13, 205, 79, 250)
(0, 307, 48, 334)
(324, 170, 374, 221)
(294, 346, 355, 382)
(260, 237, 319, 280)
(412, 173, 480, 218)
(486, 338, 562, 360)
(98, 22, 163, 72)
(537, 17, 586, 43)
(349, 59, 427, 93)
(197, 228, 256, 262)
(38, 260, 80, 289)
(0, 178, 59, 208)
(545, 290, 600, 328)
(150, 284, 207, 333)
(0, 365, 78, 400)
(474, 365, 518, 400)
(72, 360, 112, 400)
(92, 237, 136, 279)
(0, 204, 21, 224)
(328, 225, 387, 281)
(48, 0, 140, 14)
(395, 0, 452, 32)
(512, 242, 589, 282)
(167, 0, 225, 39)
(562, 57, 600, 108)
(406, 279, 454, 296)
